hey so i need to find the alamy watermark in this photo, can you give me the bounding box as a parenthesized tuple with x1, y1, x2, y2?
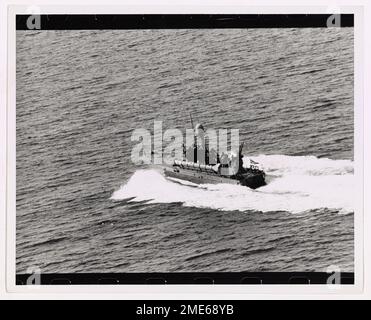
(130, 120, 242, 175)
(26, 6, 41, 30)
(26, 267, 41, 288)
(326, 265, 342, 288)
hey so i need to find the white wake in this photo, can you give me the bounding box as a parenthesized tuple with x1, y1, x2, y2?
(111, 155, 354, 214)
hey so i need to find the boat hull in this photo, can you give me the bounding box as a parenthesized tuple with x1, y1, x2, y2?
(163, 166, 266, 189)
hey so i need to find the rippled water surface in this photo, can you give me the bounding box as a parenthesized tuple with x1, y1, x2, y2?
(16, 28, 354, 273)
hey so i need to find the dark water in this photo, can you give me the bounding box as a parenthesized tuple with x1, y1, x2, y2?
(16, 28, 354, 273)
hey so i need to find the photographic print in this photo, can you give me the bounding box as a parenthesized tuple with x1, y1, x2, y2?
(15, 14, 354, 282)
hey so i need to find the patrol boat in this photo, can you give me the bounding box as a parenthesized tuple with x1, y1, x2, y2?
(163, 117, 266, 189)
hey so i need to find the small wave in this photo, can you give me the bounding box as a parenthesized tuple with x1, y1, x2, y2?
(30, 236, 68, 248)
(184, 248, 234, 262)
(111, 155, 354, 214)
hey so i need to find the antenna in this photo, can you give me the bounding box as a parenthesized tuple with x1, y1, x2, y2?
(189, 112, 194, 129)
(239, 142, 244, 154)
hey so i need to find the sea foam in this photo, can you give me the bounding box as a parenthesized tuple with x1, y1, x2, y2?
(111, 155, 354, 214)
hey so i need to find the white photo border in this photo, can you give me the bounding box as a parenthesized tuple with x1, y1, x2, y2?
(4, 2, 365, 298)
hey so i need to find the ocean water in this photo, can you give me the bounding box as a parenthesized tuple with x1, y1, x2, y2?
(16, 28, 354, 273)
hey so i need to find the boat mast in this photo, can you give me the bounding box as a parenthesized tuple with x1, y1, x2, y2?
(238, 142, 244, 172)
